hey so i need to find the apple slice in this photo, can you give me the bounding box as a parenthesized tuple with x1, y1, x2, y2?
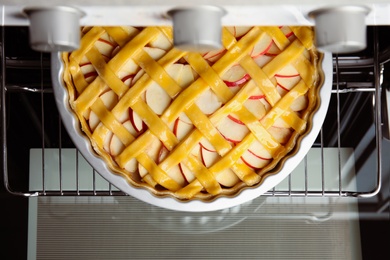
(228, 85, 241, 95)
(119, 58, 139, 78)
(275, 65, 301, 92)
(88, 90, 118, 131)
(226, 26, 252, 38)
(254, 54, 273, 67)
(280, 26, 294, 38)
(109, 133, 124, 157)
(201, 147, 240, 186)
(200, 146, 220, 167)
(100, 89, 118, 109)
(177, 112, 192, 125)
(222, 65, 251, 87)
(109, 120, 137, 156)
(111, 45, 121, 57)
(138, 163, 148, 178)
(200, 147, 240, 187)
(195, 89, 222, 115)
(179, 163, 196, 183)
(260, 98, 272, 112)
(227, 113, 244, 125)
(145, 81, 172, 115)
(240, 149, 270, 170)
(217, 115, 249, 143)
(265, 41, 281, 56)
(240, 141, 272, 170)
(116, 109, 130, 123)
(103, 131, 113, 153)
(244, 98, 266, 120)
(215, 168, 240, 187)
(129, 108, 145, 133)
(80, 62, 97, 83)
(203, 48, 225, 63)
(173, 117, 193, 141)
(157, 145, 187, 186)
(95, 36, 117, 58)
(199, 138, 216, 152)
(132, 69, 145, 86)
(268, 126, 292, 144)
(290, 95, 308, 111)
(178, 65, 195, 88)
(177, 144, 202, 183)
(247, 140, 272, 160)
(157, 145, 169, 163)
(138, 138, 163, 177)
(149, 33, 172, 50)
(120, 74, 134, 87)
(88, 112, 100, 131)
(273, 118, 290, 128)
(143, 46, 166, 60)
(165, 63, 183, 83)
(235, 26, 252, 38)
(226, 26, 236, 36)
(276, 84, 289, 96)
(167, 165, 187, 186)
(124, 158, 138, 173)
(251, 35, 273, 58)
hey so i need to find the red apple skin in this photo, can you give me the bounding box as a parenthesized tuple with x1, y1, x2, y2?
(199, 141, 216, 152)
(277, 83, 289, 92)
(129, 108, 146, 133)
(121, 74, 134, 85)
(80, 62, 97, 82)
(250, 41, 272, 59)
(178, 164, 188, 183)
(274, 73, 300, 78)
(219, 133, 240, 144)
(200, 147, 208, 167)
(247, 149, 271, 160)
(264, 40, 281, 57)
(240, 156, 268, 170)
(217, 115, 249, 144)
(240, 156, 261, 170)
(224, 74, 251, 87)
(227, 114, 245, 125)
(249, 94, 266, 100)
(240, 148, 271, 170)
(96, 38, 118, 60)
(80, 61, 92, 67)
(172, 118, 179, 136)
(275, 73, 301, 93)
(83, 71, 98, 81)
(203, 49, 225, 62)
(98, 38, 116, 47)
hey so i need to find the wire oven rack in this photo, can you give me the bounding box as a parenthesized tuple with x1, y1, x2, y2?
(1, 26, 387, 205)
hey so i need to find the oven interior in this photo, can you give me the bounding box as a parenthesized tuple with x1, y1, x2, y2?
(1, 25, 389, 259)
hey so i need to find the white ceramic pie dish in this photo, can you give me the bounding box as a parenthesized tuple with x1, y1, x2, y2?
(51, 51, 332, 212)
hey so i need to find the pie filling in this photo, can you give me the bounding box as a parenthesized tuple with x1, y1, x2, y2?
(62, 26, 322, 200)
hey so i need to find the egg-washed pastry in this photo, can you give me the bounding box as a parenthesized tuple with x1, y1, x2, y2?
(62, 26, 323, 200)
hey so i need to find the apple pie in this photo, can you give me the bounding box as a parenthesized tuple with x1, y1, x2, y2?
(62, 26, 323, 200)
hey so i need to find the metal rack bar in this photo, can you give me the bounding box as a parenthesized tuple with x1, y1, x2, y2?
(1, 80, 383, 198)
(358, 26, 383, 198)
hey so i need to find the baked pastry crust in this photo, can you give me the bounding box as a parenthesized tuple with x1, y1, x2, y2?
(62, 26, 322, 200)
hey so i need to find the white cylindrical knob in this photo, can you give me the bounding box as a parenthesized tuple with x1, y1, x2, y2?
(167, 5, 226, 52)
(24, 6, 85, 53)
(309, 5, 370, 54)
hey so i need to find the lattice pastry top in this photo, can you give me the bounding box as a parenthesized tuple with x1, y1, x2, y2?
(62, 26, 322, 200)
